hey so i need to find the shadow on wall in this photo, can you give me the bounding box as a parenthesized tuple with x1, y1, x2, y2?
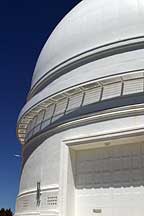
(72, 143, 144, 189)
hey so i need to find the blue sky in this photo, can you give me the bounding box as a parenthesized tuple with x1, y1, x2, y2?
(0, 0, 80, 212)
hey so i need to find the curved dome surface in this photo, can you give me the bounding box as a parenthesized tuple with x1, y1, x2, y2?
(31, 0, 144, 89)
(15, 1, 144, 216)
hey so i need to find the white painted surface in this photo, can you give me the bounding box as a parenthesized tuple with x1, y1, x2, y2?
(31, 0, 144, 87)
(15, 0, 144, 215)
(19, 48, 144, 120)
(19, 137, 60, 193)
(75, 143, 144, 216)
(16, 114, 144, 215)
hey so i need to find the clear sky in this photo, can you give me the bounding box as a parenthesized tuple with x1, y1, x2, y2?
(0, 0, 80, 212)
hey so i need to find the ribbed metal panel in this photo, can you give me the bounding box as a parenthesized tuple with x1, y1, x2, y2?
(123, 78, 144, 95)
(26, 120, 32, 134)
(33, 110, 45, 134)
(83, 87, 101, 105)
(76, 143, 143, 188)
(52, 98, 68, 122)
(102, 82, 122, 100)
(28, 116, 37, 138)
(67, 92, 83, 112)
(41, 104, 55, 130)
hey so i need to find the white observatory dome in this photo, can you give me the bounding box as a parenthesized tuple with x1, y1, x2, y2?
(15, 1, 144, 216)
(31, 0, 144, 89)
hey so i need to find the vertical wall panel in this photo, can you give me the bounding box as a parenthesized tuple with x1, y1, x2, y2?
(102, 82, 122, 100)
(52, 98, 68, 122)
(33, 110, 45, 134)
(123, 78, 144, 95)
(41, 104, 55, 129)
(29, 116, 37, 138)
(83, 87, 101, 105)
(67, 92, 83, 113)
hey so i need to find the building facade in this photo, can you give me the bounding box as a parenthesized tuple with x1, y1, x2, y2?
(15, 0, 144, 215)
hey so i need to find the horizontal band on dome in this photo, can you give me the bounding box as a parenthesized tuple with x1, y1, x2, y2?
(17, 71, 144, 145)
(28, 36, 144, 99)
(17, 185, 59, 199)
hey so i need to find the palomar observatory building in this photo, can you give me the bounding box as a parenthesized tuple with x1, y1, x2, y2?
(15, 0, 144, 215)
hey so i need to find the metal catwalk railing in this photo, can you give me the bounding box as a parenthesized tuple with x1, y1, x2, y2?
(25, 72, 144, 142)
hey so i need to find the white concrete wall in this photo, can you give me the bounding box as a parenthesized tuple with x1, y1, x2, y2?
(19, 137, 60, 193)
(16, 112, 144, 216)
